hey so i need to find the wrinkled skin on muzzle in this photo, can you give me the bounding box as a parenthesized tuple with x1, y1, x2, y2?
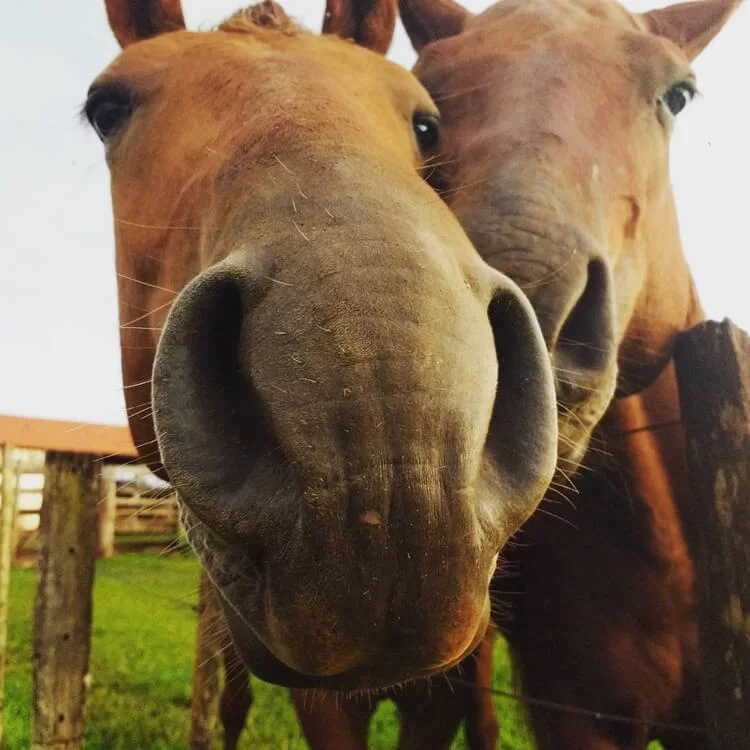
(153, 211, 556, 689)
(397, 0, 740, 476)
(93, 0, 558, 690)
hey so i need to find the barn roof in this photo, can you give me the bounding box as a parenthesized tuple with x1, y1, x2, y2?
(0, 415, 137, 458)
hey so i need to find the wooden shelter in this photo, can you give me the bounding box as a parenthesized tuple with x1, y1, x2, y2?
(0, 415, 177, 562)
(0, 414, 138, 457)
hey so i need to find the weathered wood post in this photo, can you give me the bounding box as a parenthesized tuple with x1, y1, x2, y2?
(32, 452, 98, 750)
(0, 443, 19, 748)
(674, 319, 750, 749)
(96, 467, 117, 560)
(10, 462, 22, 569)
(189, 567, 223, 750)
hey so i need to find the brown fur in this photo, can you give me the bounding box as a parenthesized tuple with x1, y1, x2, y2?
(323, 0, 398, 53)
(94, 0, 558, 700)
(105, 0, 185, 47)
(269, 0, 740, 745)
(388, 0, 742, 746)
(204, 0, 737, 743)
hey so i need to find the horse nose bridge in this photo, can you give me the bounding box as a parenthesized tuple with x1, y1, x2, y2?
(553, 254, 616, 362)
(451, 170, 615, 365)
(505, 237, 616, 399)
(470, 225, 603, 343)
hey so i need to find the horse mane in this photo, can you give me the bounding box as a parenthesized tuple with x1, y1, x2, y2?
(218, 1, 304, 36)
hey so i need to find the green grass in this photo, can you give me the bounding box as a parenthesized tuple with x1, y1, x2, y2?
(113, 532, 182, 550)
(3, 552, 662, 749)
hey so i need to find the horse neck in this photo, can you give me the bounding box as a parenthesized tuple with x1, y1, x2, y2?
(599, 222, 704, 542)
(620, 208, 705, 428)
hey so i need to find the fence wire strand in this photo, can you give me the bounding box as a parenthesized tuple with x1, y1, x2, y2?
(447, 676, 706, 735)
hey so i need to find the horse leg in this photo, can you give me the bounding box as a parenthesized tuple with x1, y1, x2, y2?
(533, 712, 648, 750)
(396, 627, 498, 750)
(462, 625, 499, 750)
(291, 689, 375, 750)
(503, 679, 704, 750)
(395, 684, 467, 750)
(529, 708, 649, 750)
(655, 725, 710, 750)
(507, 538, 671, 750)
(218, 632, 253, 750)
(650, 673, 708, 750)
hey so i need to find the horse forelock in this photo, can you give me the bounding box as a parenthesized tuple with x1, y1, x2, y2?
(218, 2, 304, 36)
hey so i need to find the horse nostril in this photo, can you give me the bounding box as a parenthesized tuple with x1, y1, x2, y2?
(556, 258, 614, 375)
(152, 267, 277, 541)
(484, 278, 557, 519)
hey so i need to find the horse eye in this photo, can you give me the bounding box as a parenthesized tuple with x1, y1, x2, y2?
(413, 114, 440, 153)
(85, 86, 132, 142)
(662, 83, 695, 117)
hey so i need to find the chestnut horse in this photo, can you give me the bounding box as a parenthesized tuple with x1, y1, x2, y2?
(291, 0, 745, 746)
(91, 0, 558, 709)
(390, 0, 742, 747)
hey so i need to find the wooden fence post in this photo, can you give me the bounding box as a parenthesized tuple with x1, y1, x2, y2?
(97, 468, 117, 560)
(674, 319, 750, 749)
(0, 443, 19, 748)
(10, 462, 22, 569)
(32, 452, 98, 750)
(189, 567, 223, 750)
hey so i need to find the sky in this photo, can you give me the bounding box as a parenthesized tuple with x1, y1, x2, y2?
(1, 0, 748, 426)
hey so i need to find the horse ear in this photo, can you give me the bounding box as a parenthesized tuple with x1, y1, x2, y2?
(105, 0, 186, 48)
(642, 0, 741, 60)
(399, 0, 472, 52)
(323, 0, 398, 54)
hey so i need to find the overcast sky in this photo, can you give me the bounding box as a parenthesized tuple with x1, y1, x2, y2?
(1, 0, 748, 426)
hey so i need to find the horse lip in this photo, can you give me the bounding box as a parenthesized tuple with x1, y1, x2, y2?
(219, 591, 491, 692)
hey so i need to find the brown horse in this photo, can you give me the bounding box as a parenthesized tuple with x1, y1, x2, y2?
(92, 0, 559, 698)
(295, 0, 744, 746)
(388, 0, 742, 747)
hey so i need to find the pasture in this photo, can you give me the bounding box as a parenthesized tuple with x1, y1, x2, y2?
(2, 550, 573, 749)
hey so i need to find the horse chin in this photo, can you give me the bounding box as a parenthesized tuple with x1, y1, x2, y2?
(217, 602, 326, 689)
(182, 503, 492, 691)
(218, 596, 488, 692)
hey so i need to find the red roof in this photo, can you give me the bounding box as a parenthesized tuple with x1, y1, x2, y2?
(0, 415, 137, 458)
